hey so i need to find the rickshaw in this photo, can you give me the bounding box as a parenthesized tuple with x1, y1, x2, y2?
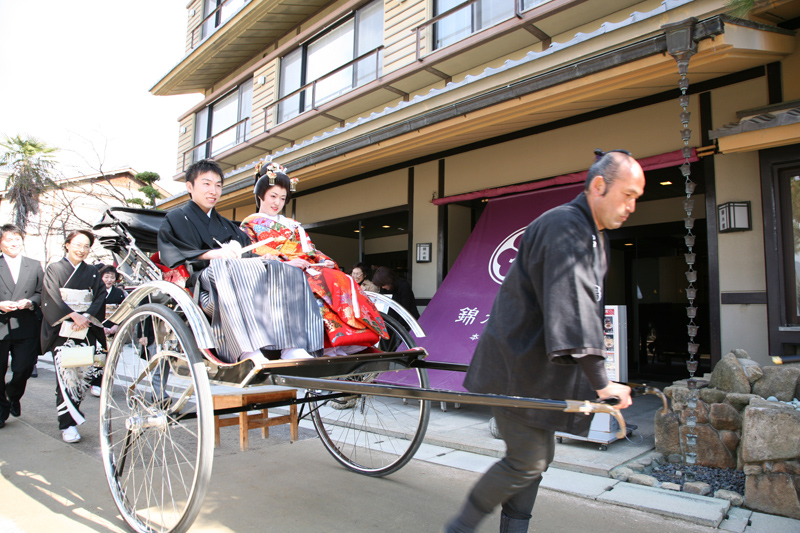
(93, 207, 655, 533)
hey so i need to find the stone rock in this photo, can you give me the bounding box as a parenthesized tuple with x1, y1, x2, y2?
(752, 366, 800, 402)
(684, 481, 711, 495)
(709, 402, 742, 431)
(725, 393, 760, 411)
(709, 353, 751, 394)
(745, 473, 800, 520)
(749, 397, 795, 410)
(715, 489, 744, 506)
(700, 388, 727, 404)
(662, 482, 681, 491)
(738, 358, 763, 384)
(639, 457, 652, 467)
(650, 452, 665, 465)
(680, 424, 737, 469)
(655, 411, 681, 457)
(668, 454, 683, 463)
(741, 406, 800, 462)
(628, 473, 658, 487)
(731, 349, 749, 359)
(671, 379, 710, 390)
(680, 399, 709, 424)
(743, 464, 762, 476)
(773, 460, 800, 475)
(627, 462, 646, 472)
(609, 466, 633, 481)
(720, 429, 740, 453)
(667, 386, 692, 411)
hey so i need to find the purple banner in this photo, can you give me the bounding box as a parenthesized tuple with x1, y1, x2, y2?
(412, 184, 585, 391)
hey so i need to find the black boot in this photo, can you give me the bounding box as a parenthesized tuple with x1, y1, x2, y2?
(499, 512, 529, 533)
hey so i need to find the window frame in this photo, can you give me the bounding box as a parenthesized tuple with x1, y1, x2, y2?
(760, 143, 800, 356)
(432, 0, 553, 51)
(193, 78, 253, 163)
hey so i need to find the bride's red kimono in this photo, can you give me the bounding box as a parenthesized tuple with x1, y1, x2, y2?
(241, 214, 388, 348)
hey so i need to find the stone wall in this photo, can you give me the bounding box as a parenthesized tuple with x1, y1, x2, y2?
(654, 351, 800, 519)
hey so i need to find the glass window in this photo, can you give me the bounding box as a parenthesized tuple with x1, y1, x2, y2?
(355, 0, 384, 87)
(278, 48, 303, 123)
(522, 0, 554, 9)
(434, 0, 515, 50)
(193, 107, 209, 163)
(202, 0, 248, 41)
(277, 0, 383, 124)
(435, 0, 472, 50)
(781, 168, 800, 323)
(193, 79, 253, 162)
(434, 0, 556, 50)
(308, 20, 355, 106)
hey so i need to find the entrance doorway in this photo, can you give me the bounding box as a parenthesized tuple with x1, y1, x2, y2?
(608, 221, 710, 381)
(303, 208, 411, 280)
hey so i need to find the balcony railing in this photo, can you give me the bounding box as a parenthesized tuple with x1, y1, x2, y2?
(263, 46, 384, 131)
(411, 0, 550, 61)
(182, 117, 250, 171)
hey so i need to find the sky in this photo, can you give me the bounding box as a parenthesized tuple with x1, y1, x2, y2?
(0, 0, 202, 194)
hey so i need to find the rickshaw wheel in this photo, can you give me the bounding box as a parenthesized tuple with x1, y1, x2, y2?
(100, 303, 214, 533)
(310, 313, 430, 477)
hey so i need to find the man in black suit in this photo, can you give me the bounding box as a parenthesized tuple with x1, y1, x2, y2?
(0, 224, 44, 427)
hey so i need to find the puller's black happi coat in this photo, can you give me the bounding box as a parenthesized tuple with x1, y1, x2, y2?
(463, 192, 609, 436)
(157, 200, 250, 275)
(40, 259, 107, 355)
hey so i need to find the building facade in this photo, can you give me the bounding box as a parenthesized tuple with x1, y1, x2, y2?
(0, 168, 170, 264)
(153, 0, 800, 379)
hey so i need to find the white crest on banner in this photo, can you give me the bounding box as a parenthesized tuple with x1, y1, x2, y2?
(488, 227, 526, 285)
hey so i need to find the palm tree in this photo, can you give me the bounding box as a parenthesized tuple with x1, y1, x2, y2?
(0, 135, 58, 230)
(726, 0, 757, 17)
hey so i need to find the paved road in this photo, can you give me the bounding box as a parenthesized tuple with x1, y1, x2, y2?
(0, 366, 724, 532)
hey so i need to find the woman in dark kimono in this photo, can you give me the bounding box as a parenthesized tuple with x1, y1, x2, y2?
(41, 230, 106, 443)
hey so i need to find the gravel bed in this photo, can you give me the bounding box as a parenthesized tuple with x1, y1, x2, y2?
(651, 464, 745, 495)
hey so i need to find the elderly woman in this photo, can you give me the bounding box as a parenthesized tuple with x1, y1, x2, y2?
(351, 262, 379, 293)
(239, 162, 388, 354)
(41, 230, 106, 443)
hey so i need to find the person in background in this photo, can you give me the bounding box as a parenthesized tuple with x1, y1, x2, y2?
(371, 266, 420, 321)
(41, 230, 106, 443)
(0, 224, 44, 427)
(88, 265, 127, 398)
(350, 262, 378, 293)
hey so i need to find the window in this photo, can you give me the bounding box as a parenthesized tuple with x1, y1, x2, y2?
(277, 0, 383, 124)
(433, 0, 553, 50)
(779, 167, 800, 324)
(201, 0, 249, 41)
(193, 79, 253, 162)
(761, 143, 800, 356)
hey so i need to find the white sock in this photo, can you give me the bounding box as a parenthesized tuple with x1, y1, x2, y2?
(240, 350, 269, 364)
(281, 347, 313, 360)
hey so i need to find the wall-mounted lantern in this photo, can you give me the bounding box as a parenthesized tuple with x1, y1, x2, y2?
(718, 201, 751, 233)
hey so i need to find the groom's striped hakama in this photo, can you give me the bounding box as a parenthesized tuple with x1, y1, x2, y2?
(199, 257, 324, 363)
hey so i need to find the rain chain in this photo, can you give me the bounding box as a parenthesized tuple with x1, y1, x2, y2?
(665, 19, 699, 481)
